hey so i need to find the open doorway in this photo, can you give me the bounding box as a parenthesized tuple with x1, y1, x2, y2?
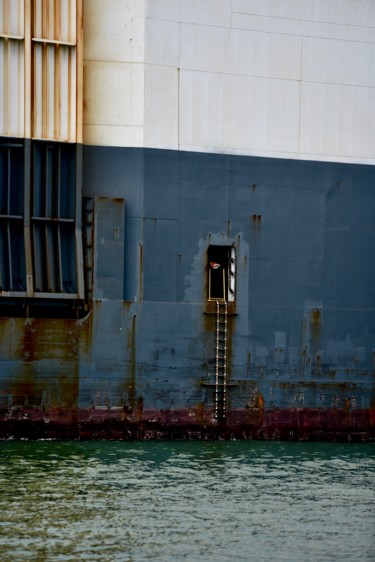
(207, 245, 236, 302)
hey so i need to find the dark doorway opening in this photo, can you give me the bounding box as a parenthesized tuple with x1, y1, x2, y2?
(207, 245, 232, 301)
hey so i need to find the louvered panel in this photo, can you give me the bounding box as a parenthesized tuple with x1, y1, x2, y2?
(67, 46, 76, 139)
(32, 43, 76, 141)
(46, 43, 55, 139)
(33, 41, 43, 138)
(33, 0, 76, 43)
(60, 46, 77, 140)
(32, 0, 77, 142)
(33, 0, 42, 38)
(60, 0, 76, 43)
(59, 45, 68, 138)
(33, 0, 54, 41)
(0, 0, 24, 36)
(0, 38, 24, 137)
(0, 0, 24, 138)
(44, 0, 55, 39)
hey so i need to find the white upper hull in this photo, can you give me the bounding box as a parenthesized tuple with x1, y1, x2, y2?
(81, 0, 375, 165)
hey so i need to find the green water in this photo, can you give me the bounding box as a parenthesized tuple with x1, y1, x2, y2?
(0, 441, 373, 562)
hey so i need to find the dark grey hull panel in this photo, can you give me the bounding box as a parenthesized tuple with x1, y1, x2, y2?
(0, 147, 374, 439)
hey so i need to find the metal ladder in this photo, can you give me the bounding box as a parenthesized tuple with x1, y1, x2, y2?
(215, 300, 228, 421)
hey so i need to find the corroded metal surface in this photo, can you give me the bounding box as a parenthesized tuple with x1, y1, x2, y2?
(0, 406, 373, 441)
(0, 150, 374, 441)
(1, 0, 375, 444)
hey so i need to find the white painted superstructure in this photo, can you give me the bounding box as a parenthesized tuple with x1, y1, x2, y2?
(83, 0, 375, 164)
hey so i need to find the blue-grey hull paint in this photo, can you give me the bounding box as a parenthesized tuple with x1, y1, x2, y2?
(0, 146, 374, 439)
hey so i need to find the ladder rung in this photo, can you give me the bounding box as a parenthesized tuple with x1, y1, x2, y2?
(215, 301, 228, 421)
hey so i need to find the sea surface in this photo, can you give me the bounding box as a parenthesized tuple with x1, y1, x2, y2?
(0, 440, 373, 562)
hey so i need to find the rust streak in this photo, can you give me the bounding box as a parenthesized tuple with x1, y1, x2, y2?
(139, 242, 143, 301)
(126, 314, 137, 410)
(251, 214, 262, 226)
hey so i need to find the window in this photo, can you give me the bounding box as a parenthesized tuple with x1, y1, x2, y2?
(207, 245, 236, 302)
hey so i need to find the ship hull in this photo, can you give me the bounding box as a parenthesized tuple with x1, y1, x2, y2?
(0, 147, 374, 440)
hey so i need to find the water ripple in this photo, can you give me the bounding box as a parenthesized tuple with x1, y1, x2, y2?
(0, 441, 373, 562)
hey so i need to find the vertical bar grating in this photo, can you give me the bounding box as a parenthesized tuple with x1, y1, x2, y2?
(6, 221, 12, 289)
(56, 143, 62, 291)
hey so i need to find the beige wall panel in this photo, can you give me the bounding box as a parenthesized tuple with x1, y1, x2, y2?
(130, 64, 144, 125)
(178, 70, 300, 154)
(84, 124, 144, 147)
(130, 15, 145, 63)
(84, 61, 144, 127)
(181, 0, 231, 27)
(180, 23, 301, 81)
(302, 37, 375, 88)
(0, 0, 24, 36)
(231, 12, 375, 44)
(233, 0, 375, 28)
(146, 0, 180, 21)
(144, 64, 178, 149)
(145, 18, 179, 67)
(300, 82, 375, 160)
(84, 0, 145, 62)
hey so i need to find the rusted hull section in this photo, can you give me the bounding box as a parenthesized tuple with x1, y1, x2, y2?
(0, 148, 374, 440)
(1, 2, 375, 442)
(0, 406, 373, 442)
